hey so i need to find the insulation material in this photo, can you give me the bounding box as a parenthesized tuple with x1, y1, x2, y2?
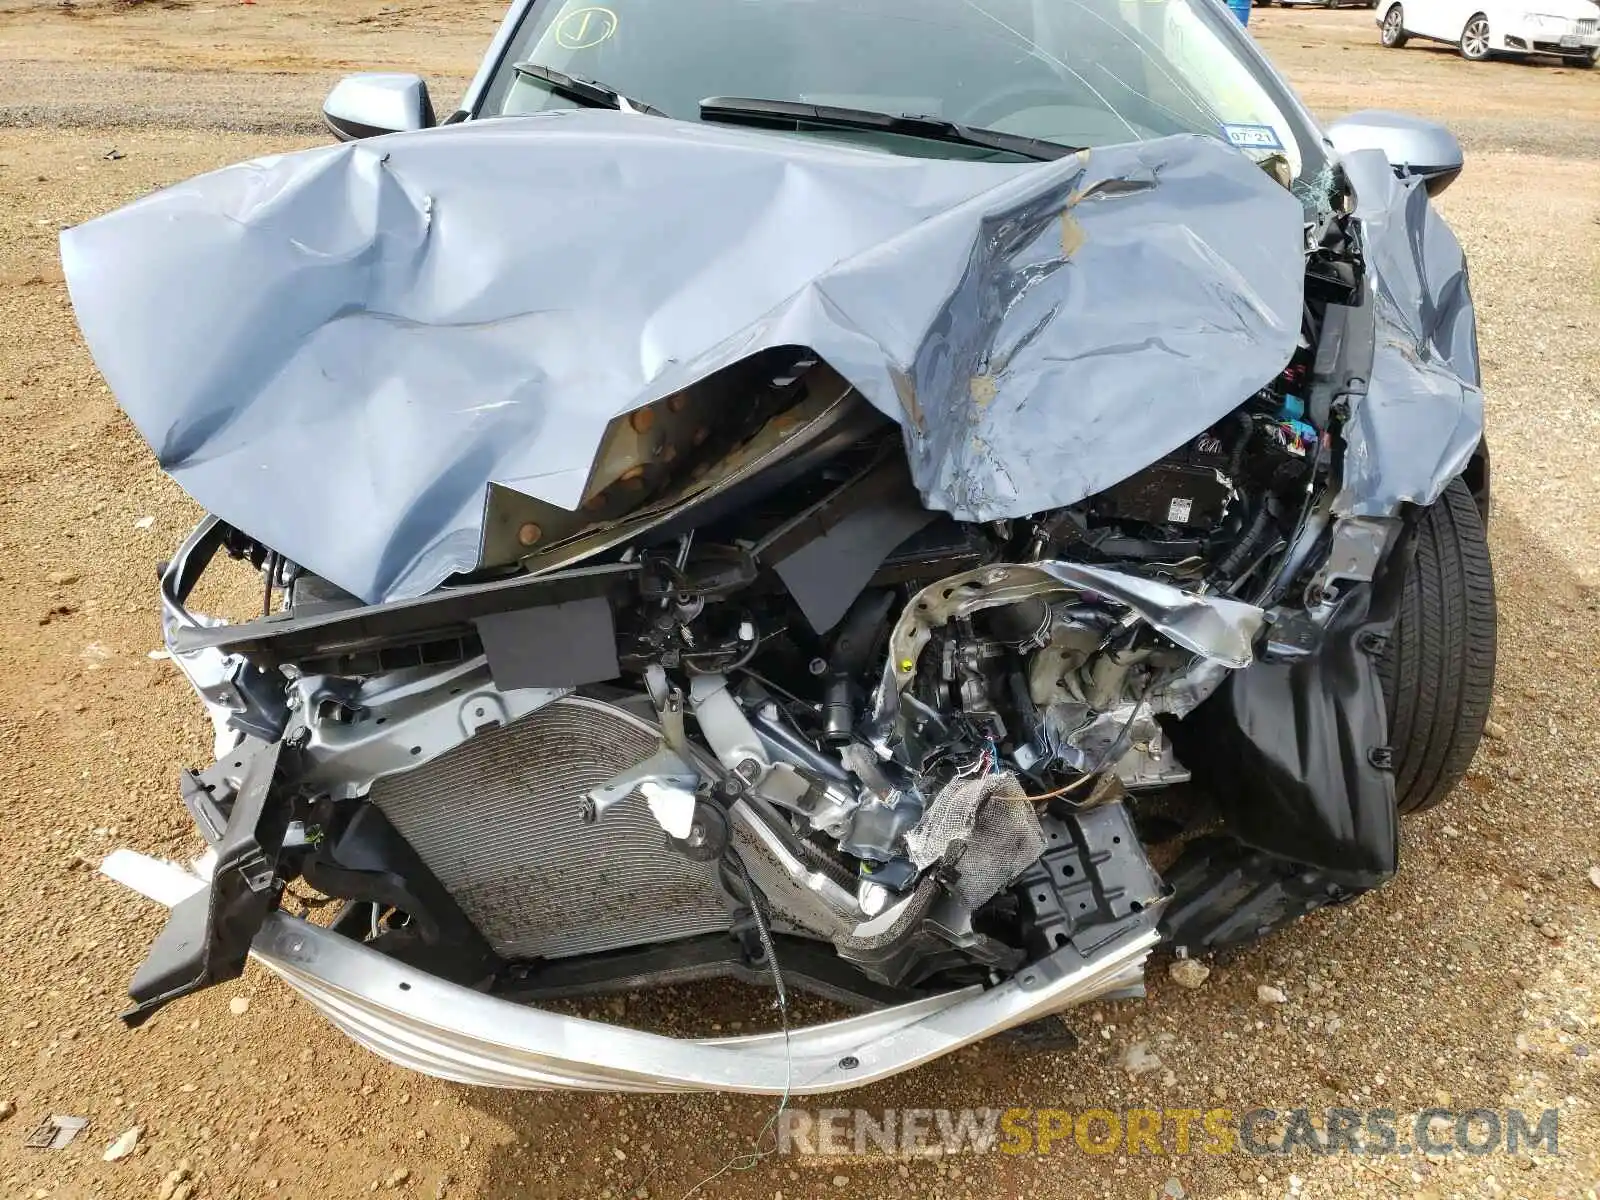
(904, 771, 1047, 909)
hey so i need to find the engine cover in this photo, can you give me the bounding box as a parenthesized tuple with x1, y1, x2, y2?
(368, 695, 734, 960)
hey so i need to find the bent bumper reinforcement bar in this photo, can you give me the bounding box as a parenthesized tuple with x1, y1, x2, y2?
(103, 849, 1157, 1094)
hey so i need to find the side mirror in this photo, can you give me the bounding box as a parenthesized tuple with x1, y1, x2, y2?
(1326, 110, 1463, 197)
(322, 73, 436, 142)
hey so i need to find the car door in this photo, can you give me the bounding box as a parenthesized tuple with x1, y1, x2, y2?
(1442, 0, 1487, 40)
(1405, 0, 1458, 39)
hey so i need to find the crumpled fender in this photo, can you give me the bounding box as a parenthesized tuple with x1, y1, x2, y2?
(1335, 147, 1483, 518)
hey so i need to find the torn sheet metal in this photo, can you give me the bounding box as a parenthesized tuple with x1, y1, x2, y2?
(1334, 148, 1483, 516)
(61, 113, 1304, 604)
(881, 561, 1265, 686)
(867, 560, 1264, 757)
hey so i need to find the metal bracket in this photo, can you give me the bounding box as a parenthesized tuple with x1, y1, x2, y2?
(293, 659, 566, 800)
(691, 673, 857, 836)
(581, 745, 700, 824)
(122, 738, 290, 1027)
(1305, 516, 1394, 613)
(582, 663, 700, 824)
(645, 663, 688, 754)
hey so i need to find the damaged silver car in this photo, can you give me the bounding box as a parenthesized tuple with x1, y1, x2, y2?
(66, 0, 1494, 1092)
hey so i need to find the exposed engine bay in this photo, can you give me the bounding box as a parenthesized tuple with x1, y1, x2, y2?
(115, 201, 1408, 1025)
(68, 112, 1489, 1091)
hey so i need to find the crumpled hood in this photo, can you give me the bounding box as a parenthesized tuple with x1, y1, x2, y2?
(61, 112, 1305, 604)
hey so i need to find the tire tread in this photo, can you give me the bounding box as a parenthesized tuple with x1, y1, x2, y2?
(1377, 478, 1496, 814)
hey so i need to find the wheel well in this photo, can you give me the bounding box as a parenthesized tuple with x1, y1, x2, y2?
(1460, 438, 1491, 525)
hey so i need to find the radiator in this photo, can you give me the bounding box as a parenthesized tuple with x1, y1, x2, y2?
(369, 695, 734, 960)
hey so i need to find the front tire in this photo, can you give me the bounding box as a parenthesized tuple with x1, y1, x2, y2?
(1460, 12, 1493, 59)
(1377, 478, 1497, 815)
(1380, 5, 1409, 45)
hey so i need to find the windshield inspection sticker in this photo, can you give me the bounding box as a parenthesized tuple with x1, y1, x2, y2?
(554, 6, 618, 49)
(1221, 124, 1284, 152)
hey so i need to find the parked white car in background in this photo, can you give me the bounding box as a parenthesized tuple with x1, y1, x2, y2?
(1377, 0, 1600, 63)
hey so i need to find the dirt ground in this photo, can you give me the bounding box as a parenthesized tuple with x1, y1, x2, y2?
(0, 2, 1597, 1198)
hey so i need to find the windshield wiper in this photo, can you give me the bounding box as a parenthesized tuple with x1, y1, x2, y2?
(512, 63, 667, 116)
(699, 97, 1081, 162)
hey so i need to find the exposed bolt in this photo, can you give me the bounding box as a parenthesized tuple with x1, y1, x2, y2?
(629, 407, 655, 434)
(516, 522, 542, 547)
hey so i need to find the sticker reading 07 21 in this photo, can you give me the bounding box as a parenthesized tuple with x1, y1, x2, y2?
(1221, 123, 1284, 152)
